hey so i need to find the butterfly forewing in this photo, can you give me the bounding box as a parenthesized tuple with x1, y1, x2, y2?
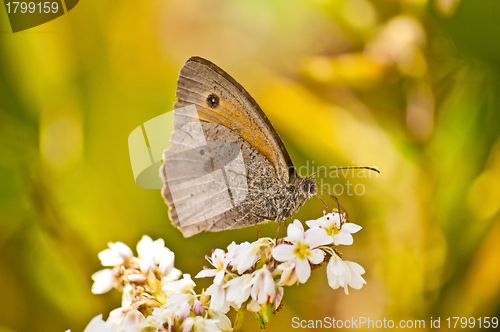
(161, 57, 310, 237)
(174, 56, 296, 183)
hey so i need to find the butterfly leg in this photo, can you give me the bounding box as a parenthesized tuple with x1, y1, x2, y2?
(275, 218, 283, 244)
(252, 215, 261, 240)
(316, 193, 331, 211)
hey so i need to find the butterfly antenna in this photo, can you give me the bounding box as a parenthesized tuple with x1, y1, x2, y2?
(309, 166, 380, 179)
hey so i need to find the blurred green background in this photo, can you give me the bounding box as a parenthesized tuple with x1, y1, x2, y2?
(1, 0, 500, 331)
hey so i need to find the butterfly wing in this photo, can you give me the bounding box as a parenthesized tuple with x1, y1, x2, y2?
(173, 56, 296, 183)
(160, 109, 277, 237)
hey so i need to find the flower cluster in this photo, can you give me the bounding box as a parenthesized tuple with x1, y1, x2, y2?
(73, 211, 366, 332)
(75, 236, 231, 332)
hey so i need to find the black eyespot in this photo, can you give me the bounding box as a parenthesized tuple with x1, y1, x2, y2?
(207, 93, 219, 108)
(199, 149, 205, 155)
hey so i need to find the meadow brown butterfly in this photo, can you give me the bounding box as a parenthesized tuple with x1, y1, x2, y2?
(160, 57, 377, 237)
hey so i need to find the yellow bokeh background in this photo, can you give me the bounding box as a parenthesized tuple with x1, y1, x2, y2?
(1, 0, 500, 331)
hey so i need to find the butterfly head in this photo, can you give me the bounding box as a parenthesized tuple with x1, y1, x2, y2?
(297, 176, 318, 198)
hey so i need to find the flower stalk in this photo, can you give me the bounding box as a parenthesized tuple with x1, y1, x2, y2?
(233, 303, 246, 332)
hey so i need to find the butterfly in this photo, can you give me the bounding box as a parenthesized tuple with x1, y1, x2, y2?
(159, 57, 377, 237)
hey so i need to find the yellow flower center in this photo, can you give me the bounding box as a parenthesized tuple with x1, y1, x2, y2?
(217, 261, 224, 271)
(293, 242, 310, 260)
(325, 225, 340, 236)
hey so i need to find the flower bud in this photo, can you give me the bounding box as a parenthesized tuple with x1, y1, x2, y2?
(192, 300, 205, 316)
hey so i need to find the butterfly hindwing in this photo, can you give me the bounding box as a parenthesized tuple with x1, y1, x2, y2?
(161, 114, 275, 236)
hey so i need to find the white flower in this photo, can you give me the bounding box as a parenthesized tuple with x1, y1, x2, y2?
(196, 249, 229, 285)
(272, 220, 330, 283)
(121, 309, 146, 329)
(306, 212, 361, 246)
(136, 235, 173, 274)
(165, 292, 195, 317)
(251, 267, 276, 305)
(224, 274, 253, 308)
(326, 253, 366, 294)
(207, 309, 232, 332)
(152, 307, 177, 330)
(274, 260, 298, 286)
(231, 238, 272, 274)
(98, 242, 133, 266)
(206, 283, 230, 313)
(91, 269, 117, 294)
(137, 236, 169, 262)
(182, 316, 222, 332)
(162, 274, 196, 296)
(107, 308, 128, 326)
(83, 314, 118, 332)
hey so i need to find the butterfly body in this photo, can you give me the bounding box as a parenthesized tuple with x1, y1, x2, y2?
(160, 57, 316, 237)
(248, 172, 318, 222)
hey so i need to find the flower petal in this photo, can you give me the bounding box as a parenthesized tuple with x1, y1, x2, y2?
(326, 268, 342, 290)
(122, 309, 146, 327)
(182, 317, 194, 332)
(308, 248, 325, 264)
(347, 261, 365, 275)
(305, 219, 322, 229)
(140, 255, 156, 274)
(195, 269, 218, 279)
(341, 223, 362, 234)
(334, 233, 353, 246)
(84, 314, 118, 332)
(247, 299, 261, 312)
(213, 269, 225, 285)
(136, 235, 153, 256)
(207, 284, 229, 313)
(348, 272, 366, 290)
(327, 254, 346, 276)
(207, 310, 233, 332)
(272, 244, 295, 262)
(286, 220, 304, 243)
(159, 251, 175, 276)
(110, 242, 133, 261)
(294, 258, 311, 283)
(331, 213, 342, 225)
(98, 249, 122, 266)
(305, 227, 333, 247)
(91, 269, 115, 294)
(225, 275, 252, 307)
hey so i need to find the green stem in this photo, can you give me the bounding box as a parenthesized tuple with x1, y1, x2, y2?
(233, 306, 246, 332)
